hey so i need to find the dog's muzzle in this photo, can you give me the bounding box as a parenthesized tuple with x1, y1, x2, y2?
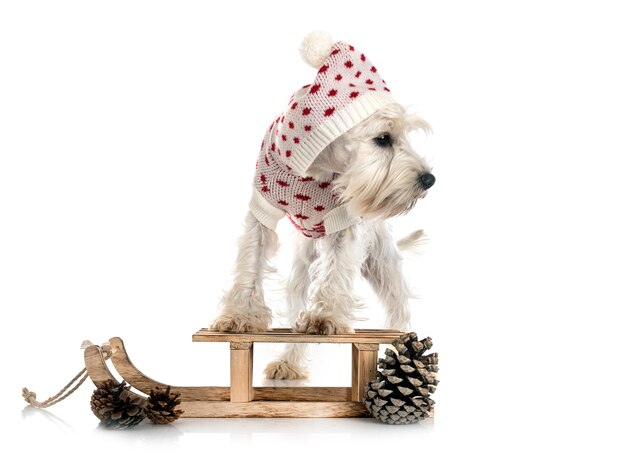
(418, 172, 436, 190)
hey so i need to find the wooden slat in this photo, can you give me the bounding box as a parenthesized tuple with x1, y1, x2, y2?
(179, 401, 369, 418)
(193, 328, 402, 344)
(253, 387, 350, 402)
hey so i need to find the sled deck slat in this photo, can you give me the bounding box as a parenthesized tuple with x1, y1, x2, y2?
(192, 328, 402, 344)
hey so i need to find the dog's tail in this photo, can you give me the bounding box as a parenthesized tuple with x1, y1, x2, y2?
(396, 229, 427, 253)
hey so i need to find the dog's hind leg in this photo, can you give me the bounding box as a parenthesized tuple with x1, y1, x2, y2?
(264, 234, 316, 379)
(264, 342, 309, 379)
(361, 221, 412, 330)
(211, 211, 277, 332)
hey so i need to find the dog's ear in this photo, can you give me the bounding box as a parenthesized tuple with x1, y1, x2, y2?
(405, 113, 432, 134)
(306, 137, 353, 179)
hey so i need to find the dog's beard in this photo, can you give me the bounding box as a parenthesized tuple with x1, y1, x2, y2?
(373, 188, 423, 218)
(336, 150, 427, 219)
(344, 184, 423, 219)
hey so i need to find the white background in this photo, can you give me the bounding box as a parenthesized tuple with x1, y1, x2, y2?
(1, 1, 625, 459)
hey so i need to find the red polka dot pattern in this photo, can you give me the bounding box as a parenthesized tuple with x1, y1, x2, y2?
(253, 41, 392, 238)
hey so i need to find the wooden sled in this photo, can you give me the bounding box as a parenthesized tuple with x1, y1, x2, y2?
(84, 328, 404, 418)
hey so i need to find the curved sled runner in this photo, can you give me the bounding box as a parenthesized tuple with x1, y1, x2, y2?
(84, 328, 404, 418)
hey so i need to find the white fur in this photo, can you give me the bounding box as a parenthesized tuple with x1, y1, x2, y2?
(211, 211, 277, 332)
(212, 103, 433, 378)
(299, 31, 334, 68)
(296, 225, 366, 334)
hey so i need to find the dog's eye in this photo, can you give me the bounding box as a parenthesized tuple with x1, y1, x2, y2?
(373, 133, 392, 148)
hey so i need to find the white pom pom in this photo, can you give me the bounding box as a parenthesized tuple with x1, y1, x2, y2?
(299, 31, 334, 68)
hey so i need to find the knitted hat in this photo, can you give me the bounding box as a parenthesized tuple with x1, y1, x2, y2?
(250, 32, 397, 238)
(270, 31, 396, 177)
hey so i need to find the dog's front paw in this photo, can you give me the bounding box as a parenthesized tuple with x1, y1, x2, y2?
(211, 313, 269, 333)
(295, 310, 354, 335)
(264, 360, 309, 380)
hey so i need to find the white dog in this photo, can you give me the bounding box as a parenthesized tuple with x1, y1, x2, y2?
(211, 32, 434, 379)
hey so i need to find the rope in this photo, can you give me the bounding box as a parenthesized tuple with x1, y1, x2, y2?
(22, 341, 112, 409)
(22, 368, 89, 409)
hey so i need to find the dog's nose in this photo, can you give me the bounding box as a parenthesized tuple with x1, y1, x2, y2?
(418, 172, 436, 189)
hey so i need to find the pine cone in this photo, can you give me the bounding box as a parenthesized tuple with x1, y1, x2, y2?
(90, 380, 146, 429)
(146, 386, 184, 424)
(364, 332, 439, 425)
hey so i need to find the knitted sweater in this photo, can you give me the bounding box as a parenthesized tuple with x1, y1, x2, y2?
(251, 121, 352, 239)
(249, 38, 395, 238)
